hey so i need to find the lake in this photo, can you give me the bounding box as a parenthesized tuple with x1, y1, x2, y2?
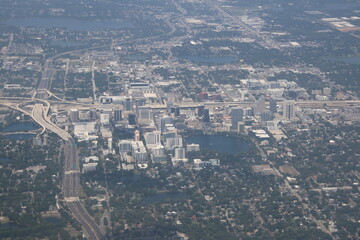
(186, 134, 249, 155)
(182, 55, 239, 64)
(5, 133, 37, 140)
(321, 3, 360, 11)
(123, 54, 150, 61)
(0, 157, 10, 163)
(2, 122, 40, 133)
(322, 56, 360, 65)
(50, 40, 88, 47)
(143, 192, 187, 205)
(6, 17, 134, 31)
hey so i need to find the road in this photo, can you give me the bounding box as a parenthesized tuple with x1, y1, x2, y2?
(31, 104, 105, 240)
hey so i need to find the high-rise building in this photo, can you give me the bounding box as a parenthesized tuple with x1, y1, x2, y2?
(187, 143, 200, 152)
(69, 109, 79, 122)
(231, 108, 244, 129)
(243, 107, 253, 117)
(124, 97, 133, 111)
(128, 113, 136, 125)
(174, 107, 180, 117)
(113, 109, 122, 122)
(203, 108, 210, 122)
(138, 108, 151, 120)
(165, 136, 183, 150)
(144, 131, 161, 145)
(132, 141, 147, 163)
(260, 110, 274, 122)
(134, 130, 140, 142)
(159, 116, 173, 131)
(270, 98, 277, 113)
(89, 108, 97, 121)
(255, 95, 265, 115)
(197, 105, 205, 117)
(118, 140, 133, 153)
(283, 100, 295, 120)
(135, 98, 146, 108)
(174, 147, 186, 160)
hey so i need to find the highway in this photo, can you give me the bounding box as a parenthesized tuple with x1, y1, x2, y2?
(31, 104, 104, 240)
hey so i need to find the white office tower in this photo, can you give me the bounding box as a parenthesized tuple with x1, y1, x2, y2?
(108, 137, 113, 150)
(132, 141, 148, 163)
(172, 147, 188, 165)
(118, 140, 133, 153)
(152, 145, 165, 156)
(78, 110, 90, 121)
(139, 108, 152, 120)
(151, 145, 167, 163)
(175, 147, 185, 159)
(144, 131, 161, 148)
(187, 143, 200, 152)
(134, 130, 141, 142)
(69, 109, 79, 122)
(165, 136, 183, 150)
(283, 100, 295, 121)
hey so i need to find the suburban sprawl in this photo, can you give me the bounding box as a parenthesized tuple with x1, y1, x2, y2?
(0, 0, 359, 239)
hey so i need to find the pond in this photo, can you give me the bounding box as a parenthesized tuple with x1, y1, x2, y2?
(0, 222, 25, 230)
(143, 192, 187, 205)
(0, 157, 10, 163)
(181, 55, 239, 64)
(6, 17, 134, 31)
(186, 134, 249, 155)
(322, 56, 360, 65)
(4, 133, 37, 140)
(2, 122, 40, 133)
(123, 54, 150, 61)
(50, 40, 88, 47)
(321, 3, 360, 11)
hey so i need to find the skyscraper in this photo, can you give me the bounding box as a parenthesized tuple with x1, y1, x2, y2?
(174, 147, 186, 160)
(144, 131, 161, 145)
(203, 108, 210, 123)
(159, 116, 174, 131)
(128, 113, 136, 125)
(231, 108, 244, 129)
(114, 109, 123, 122)
(124, 97, 133, 111)
(270, 98, 277, 113)
(260, 110, 274, 122)
(283, 100, 295, 120)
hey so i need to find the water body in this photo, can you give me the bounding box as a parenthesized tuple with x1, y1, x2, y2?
(0, 222, 24, 230)
(2, 122, 39, 133)
(50, 40, 88, 47)
(186, 134, 249, 155)
(43, 217, 62, 224)
(123, 54, 149, 61)
(322, 56, 360, 65)
(0, 157, 10, 163)
(143, 192, 187, 205)
(182, 55, 239, 64)
(321, 3, 360, 11)
(5, 133, 37, 140)
(6, 17, 134, 31)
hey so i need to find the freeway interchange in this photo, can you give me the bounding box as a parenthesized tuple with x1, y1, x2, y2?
(31, 104, 104, 240)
